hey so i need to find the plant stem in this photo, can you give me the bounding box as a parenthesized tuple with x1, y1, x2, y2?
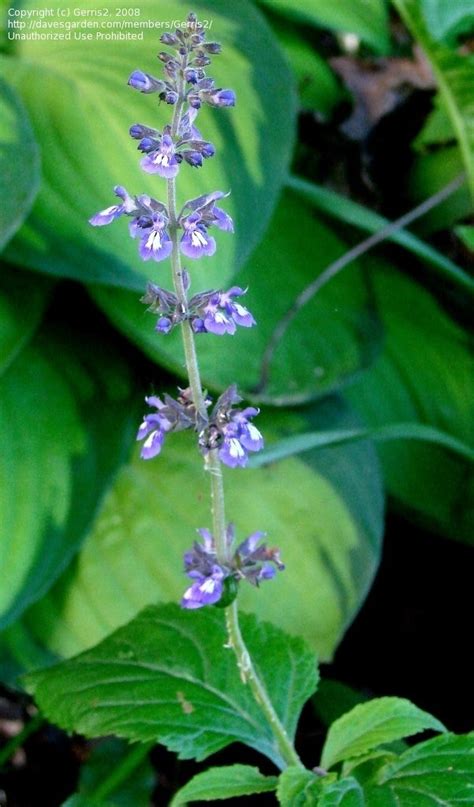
(164, 76, 302, 770)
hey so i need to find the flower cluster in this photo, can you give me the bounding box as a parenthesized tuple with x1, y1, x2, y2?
(181, 525, 285, 609)
(141, 280, 255, 335)
(136, 385, 263, 470)
(90, 11, 283, 611)
(90, 187, 232, 263)
(200, 386, 264, 468)
(136, 388, 208, 459)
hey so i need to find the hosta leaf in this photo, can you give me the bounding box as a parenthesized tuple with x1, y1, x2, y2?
(0, 266, 52, 376)
(170, 765, 278, 805)
(92, 194, 381, 404)
(345, 262, 474, 543)
(393, 0, 474, 200)
(0, 320, 139, 629)
(422, 0, 474, 44)
(258, 0, 390, 54)
(15, 396, 383, 665)
(1, 0, 295, 288)
(0, 80, 40, 250)
(26, 604, 318, 768)
(321, 698, 445, 770)
(365, 732, 474, 805)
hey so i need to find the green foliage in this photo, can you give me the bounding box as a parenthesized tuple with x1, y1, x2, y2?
(317, 778, 365, 807)
(258, 0, 390, 53)
(26, 603, 318, 768)
(11, 396, 382, 664)
(393, 0, 474, 200)
(0, 267, 52, 375)
(0, 82, 40, 250)
(61, 739, 154, 807)
(362, 732, 474, 805)
(92, 194, 381, 404)
(277, 766, 327, 805)
(1, 0, 295, 288)
(320, 697, 445, 770)
(0, 309, 139, 629)
(345, 263, 474, 543)
(170, 765, 278, 805)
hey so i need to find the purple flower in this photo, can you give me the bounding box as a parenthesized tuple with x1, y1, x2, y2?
(140, 134, 180, 178)
(133, 212, 173, 262)
(89, 186, 137, 226)
(128, 70, 165, 93)
(181, 566, 225, 609)
(191, 287, 255, 335)
(180, 525, 284, 609)
(206, 89, 236, 107)
(180, 213, 216, 259)
(217, 405, 264, 468)
(136, 395, 174, 459)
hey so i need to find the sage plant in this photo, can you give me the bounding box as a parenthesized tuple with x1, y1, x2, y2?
(90, 11, 300, 768)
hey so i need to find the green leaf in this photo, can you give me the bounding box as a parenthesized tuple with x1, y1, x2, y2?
(455, 224, 474, 251)
(258, 0, 390, 53)
(318, 778, 365, 807)
(277, 766, 326, 806)
(286, 174, 474, 295)
(249, 422, 474, 467)
(18, 396, 383, 664)
(365, 732, 474, 805)
(321, 697, 446, 770)
(0, 266, 52, 376)
(92, 193, 381, 404)
(26, 604, 318, 768)
(422, 0, 474, 44)
(1, 0, 295, 288)
(0, 321, 139, 629)
(271, 22, 344, 116)
(345, 262, 474, 543)
(313, 680, 368, 729)
(170, 765, 278, 805)
(62, 738, 154, 807)
(0, 80, 40, 250)
(393, 0, 474, 200)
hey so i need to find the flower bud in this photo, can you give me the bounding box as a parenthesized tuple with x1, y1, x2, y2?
(207, 88, 236, 107)
(163, 90, 179, 104)
(160, 32, 179, 46)
(128, 70, 165, 93)
(203, 42, 222, 54)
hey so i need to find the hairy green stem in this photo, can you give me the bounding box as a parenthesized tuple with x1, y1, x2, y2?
(163, 70, 302, 769)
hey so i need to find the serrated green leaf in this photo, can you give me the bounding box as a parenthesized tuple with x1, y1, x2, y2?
(393, 0, 474, 200)
(277, 766, 326, 806)
(170, 764, 278, 805)
(92, 194, 381, 405)
(17, 396, 383, 665)
(258, 0, 390, 53)
(366, 732, 474, 805)
(321, 697, 446, 770)
(345, 262, 474, 543)
(0, 321, 139, 629)
(0, 80, 40, 250)
(318, 777, 365, 807)
(26, 604, 317, 768)
(1, 0, 295, 288)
